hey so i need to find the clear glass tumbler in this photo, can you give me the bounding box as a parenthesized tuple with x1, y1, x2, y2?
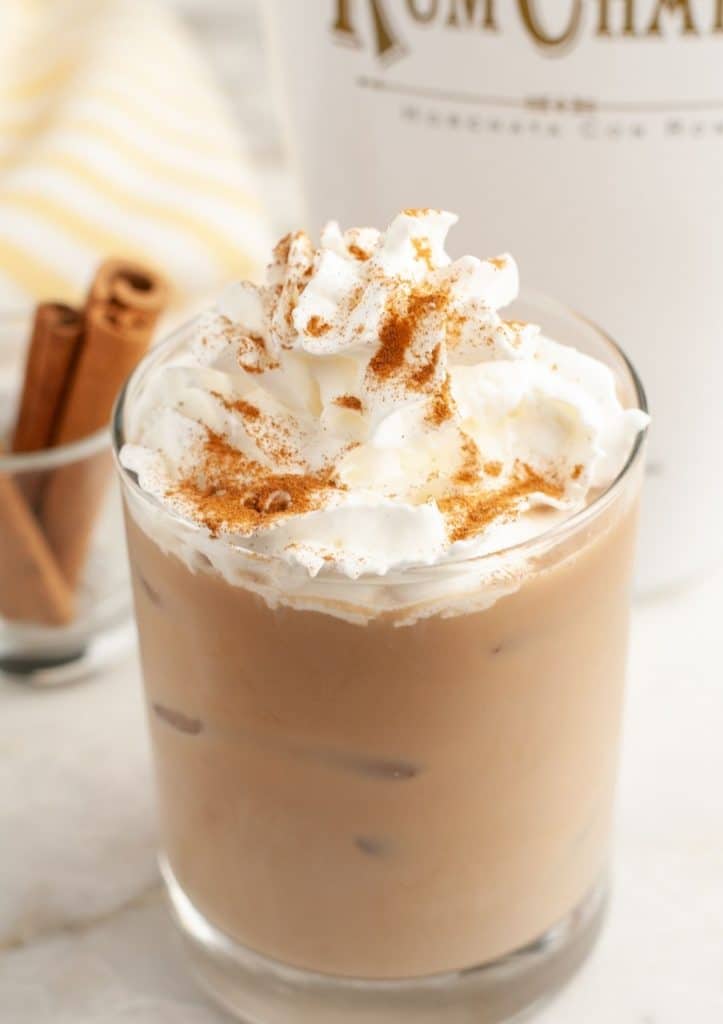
(113, 296, 647, 1023)
(0, 312, 134, 685)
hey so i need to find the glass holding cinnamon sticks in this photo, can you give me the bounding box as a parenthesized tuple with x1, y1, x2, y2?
(0, 262, 169, 684)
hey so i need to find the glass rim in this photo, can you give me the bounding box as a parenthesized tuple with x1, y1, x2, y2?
(0, 428, 111, 472)
(0, 308, 111, 471)
(111, 293, 648, 575)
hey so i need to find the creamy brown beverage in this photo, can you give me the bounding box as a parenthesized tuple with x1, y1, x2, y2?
(117, 211, 648, 1022)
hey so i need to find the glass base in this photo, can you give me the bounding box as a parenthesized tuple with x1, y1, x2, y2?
(0, 618, 135, 687)
(161, 858, 608, 1024)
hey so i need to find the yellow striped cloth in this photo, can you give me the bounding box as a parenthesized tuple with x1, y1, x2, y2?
(0, 0, 271, 312)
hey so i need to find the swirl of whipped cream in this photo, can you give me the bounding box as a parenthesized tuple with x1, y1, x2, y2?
(122, 210, 647, 589)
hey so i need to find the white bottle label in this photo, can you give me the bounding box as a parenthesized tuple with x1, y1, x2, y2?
(266, 0, 723, 589)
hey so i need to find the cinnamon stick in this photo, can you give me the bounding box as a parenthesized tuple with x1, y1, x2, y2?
(40, 261, 169, 586)
(12, 303, 84, 453)
(13, 303, 84, 509)
(87, 258, 168, 326)
(0, 472, 74, 626)
(53, 261, 168, 446)
(0, 303, 83, 625)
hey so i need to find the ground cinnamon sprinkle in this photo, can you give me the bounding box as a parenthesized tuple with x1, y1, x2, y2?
(273, 232, 294, 264)
(571, 463, 584, 480)
(369, 287, 448, 382)
(333, 394, 363, 412)
(236, 332, 273, 373)
(213, 319, 276, 375)
(489, 257, 508, 271)
(426, 374, 455, 426)
(346, 285, 364, 315)
(171, 429, 339, 536)
(454, 435, 482, 485)
(484, 461, 503, 478)
(368, 301, 412, 380)
(412, 237, 434, 271)
(211, 394, 297, 466)
(410, 343, 441, 389)
(306, 315, 331, 337)
(348, 243, 371, 261)
(439, 463, 564, 543)
(214, 394, 261, 421)
(445, 308, 469, 349)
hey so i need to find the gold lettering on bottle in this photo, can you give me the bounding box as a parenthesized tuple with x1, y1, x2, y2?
(647, 0, 698, 34)
(447, 0, 497, 30)
(406, 0, 440, 23)
(597, 0, 637, 36)
(333, 0, 723, 59)
(331, 0, 401, 57)
(517, 0, 583, 49)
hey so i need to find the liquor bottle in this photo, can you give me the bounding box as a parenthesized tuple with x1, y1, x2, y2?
(265, 0, 723, 591)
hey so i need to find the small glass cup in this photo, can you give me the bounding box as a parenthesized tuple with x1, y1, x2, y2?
(113, 296, 647, 1023)
(0, 312, 134, 685)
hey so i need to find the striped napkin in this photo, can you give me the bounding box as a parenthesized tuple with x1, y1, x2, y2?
(0, 0, 271, 313)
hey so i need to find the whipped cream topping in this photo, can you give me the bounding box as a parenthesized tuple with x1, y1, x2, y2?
(122, 210, 647, 600)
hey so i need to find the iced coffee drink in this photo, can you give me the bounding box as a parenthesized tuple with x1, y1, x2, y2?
(116, 211, 648, 1022)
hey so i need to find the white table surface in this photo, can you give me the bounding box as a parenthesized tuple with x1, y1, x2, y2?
(2, 2, 722, 1021)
